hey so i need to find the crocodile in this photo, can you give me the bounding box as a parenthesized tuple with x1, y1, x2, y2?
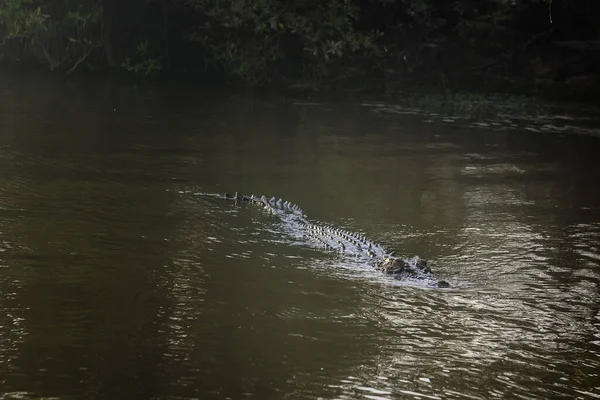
(222, 192, 450, 288)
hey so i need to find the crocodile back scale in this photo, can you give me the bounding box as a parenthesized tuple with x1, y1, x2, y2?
(221, 192, 450, 288)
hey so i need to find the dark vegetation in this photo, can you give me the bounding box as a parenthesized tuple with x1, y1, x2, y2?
(0, 0, 598, 99)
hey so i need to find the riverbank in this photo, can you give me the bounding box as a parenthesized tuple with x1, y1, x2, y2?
(1, 0, 599, 103)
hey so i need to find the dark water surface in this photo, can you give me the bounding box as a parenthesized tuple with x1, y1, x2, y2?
(0, 72, 599, 400)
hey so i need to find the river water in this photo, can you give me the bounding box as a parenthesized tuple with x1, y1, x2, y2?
(0, 72, 599, 400)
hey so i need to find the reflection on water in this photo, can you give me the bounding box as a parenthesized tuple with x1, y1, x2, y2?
(0, 71, 599, 399)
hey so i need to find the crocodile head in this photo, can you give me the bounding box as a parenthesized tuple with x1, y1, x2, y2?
(376, 257, 431, 274)
(376, 256, 449, 288)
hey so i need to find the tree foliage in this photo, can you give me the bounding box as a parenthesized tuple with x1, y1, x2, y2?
(0, 0, 598, 90)
(185, 0, 382, 85)
(0, 0, 101, 72)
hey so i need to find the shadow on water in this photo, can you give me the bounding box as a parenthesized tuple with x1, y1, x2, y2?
(0, 71, 599, 399)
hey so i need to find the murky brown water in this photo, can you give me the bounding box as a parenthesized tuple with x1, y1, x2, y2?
(0, 72, 599, 400)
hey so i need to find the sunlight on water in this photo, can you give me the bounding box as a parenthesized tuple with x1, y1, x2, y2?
(0, 72, 599, 399)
